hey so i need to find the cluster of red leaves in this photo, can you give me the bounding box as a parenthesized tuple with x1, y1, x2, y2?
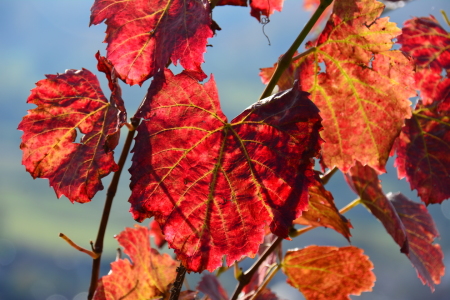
(18, 0, 450, 298)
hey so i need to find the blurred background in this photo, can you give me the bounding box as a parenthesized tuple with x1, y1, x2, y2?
(1, 0, 450, 299)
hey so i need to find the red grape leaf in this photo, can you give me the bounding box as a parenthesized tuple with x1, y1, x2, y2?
(282, 245, 375, 300)
(197, 274, 228, 300)
(294, 174, 352, 241)
(149, 220, 166, 249)
(345, 161, 408, 253)
(93, 224, 177, 300)
(397, 16, 450, 104)
(90, 0, 213, 86)
(216, 0, 283, 21)
(295, 0, 415, 172)
(18, 57, 125, 203)
(394, 16, 450, 204)
(394, 99, 450, 204)
(388, 193, 445, 291)
(128, 69, 322, 272)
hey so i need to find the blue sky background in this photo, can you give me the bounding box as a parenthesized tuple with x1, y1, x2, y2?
(1, 0, 450, 299)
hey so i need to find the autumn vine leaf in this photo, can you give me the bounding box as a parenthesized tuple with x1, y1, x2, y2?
(294, 174, 352, 241)
(388, 193, 445, 291)
(262, 0, 415, 173)
(397, 15, 450, 105)
(90, 0, 214, 86)
(128, 69, 322, 272)
(93, 224, 178, 300)
(18, 55, 126, 203)
(282, 246, 375, 300)
(394, 15, 450, 204)
(345, 161, 408, 253)
(216, 0, 283, 21)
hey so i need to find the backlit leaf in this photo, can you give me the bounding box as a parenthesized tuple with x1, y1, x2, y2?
(282, 245, 375, 300)
(293, 0, 415, 172)
(394, 16, 450, 204)
(397, 15, 450, 105)
(259, 52, 302, 92)
(388, 193, 445, 291)
(93, 224, 177, 300)
(345, 161, 408, 253)
(90, 0, 213, 85)
(129, 69, 322, 272)
(394, 99, 450, 204)
(18, 58, 125, 203)
(294, 174, 352, 241)
(197, 274, 228, 300)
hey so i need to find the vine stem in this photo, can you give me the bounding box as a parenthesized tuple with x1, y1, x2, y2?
(230, 236, 283, 300)
(87, 117, 141, 300)
(259, 0, 333, 100)
(169, 264, 187, 300)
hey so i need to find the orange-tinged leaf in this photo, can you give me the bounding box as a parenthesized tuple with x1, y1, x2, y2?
(394, 99, 450, 204)
(345, 161, 408, 253)
(93, 224, 178, 300)
(18, 61, 125, 203)
(90, 0, 213, 85)
(129, 69, 322, 272)
(387, 193, 445, 291)
(259, 52, 302, 92)
(294, 174, 352, 241)
(282, 245, 375, 300)
(296, 0, 415, 172)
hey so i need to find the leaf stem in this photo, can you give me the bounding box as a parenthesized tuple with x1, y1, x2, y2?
(87, 117, 141, 300)
(320, 166, 338, 185)
(59, 233, 99, 259)
(259, 0, 333, 100)
(230, 236, 283, 300)
(441, 10, 450, 27)
(249, 264, 281, 300)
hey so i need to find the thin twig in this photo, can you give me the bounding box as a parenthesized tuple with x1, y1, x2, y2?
(87, 117, 141, 300)
(259, 0, 333, 100)
(59, 233, 99, 259)
(249, 264, 281, 300)
(230, 236, 283, 300)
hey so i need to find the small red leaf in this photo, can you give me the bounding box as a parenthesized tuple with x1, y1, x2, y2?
(345, 161, 408, 253)
(129, 69, 322, 272)
(282, 246, 375, 300)
(294, 174, 352, 241)
(388, 193, 445, 291)
(197, 274, 228, 300)
(216, 0, 283, 21)
(18, 66, 124, 203)
(149, 220, 166, 248)
(397, 16, 450, 105)
(90, 0, 213, 85)
(394, 99, 450, 204)
(259, 52, 302, 92)
(93, 224, 178, 300)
